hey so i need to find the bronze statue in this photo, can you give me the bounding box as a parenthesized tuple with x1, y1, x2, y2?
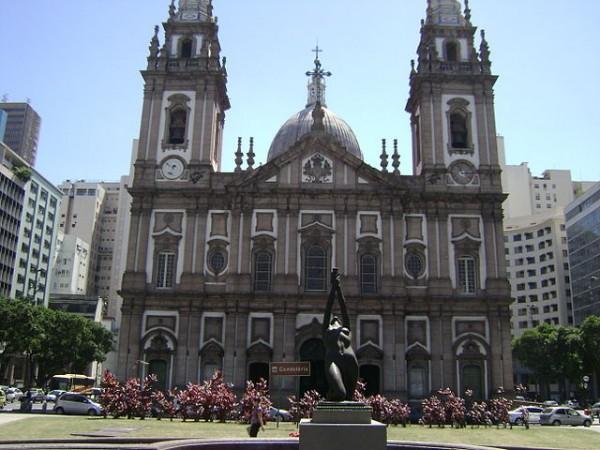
(323, 268, 359, 402)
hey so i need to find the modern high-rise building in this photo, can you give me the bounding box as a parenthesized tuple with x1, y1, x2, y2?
(0, 144, 25, 298)
(565, 182, 600, 324)
(0, 102, 41, 167)
(53, 177, 132, 328)
(116, 0, 514, 404)
(0, 110, 7, 142)
(0, 141, 61, 306)
(500, 164, 587, 336)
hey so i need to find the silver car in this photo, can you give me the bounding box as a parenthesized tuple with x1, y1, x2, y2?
(54, 392, 102, 416)
(539, 407, 592, 427)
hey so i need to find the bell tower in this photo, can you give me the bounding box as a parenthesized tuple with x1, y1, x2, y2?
(133, 0, 230, 187)
(406, 0, 500, 191)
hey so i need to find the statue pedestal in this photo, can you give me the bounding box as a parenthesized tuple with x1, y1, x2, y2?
(299, 402, 387, 450)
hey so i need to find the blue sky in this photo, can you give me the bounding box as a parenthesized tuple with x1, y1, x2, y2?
(1, 0, 599, 185)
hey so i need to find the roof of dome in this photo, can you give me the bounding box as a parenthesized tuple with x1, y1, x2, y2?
(267, 105, 363, 162)
(266, 51, 363, 162)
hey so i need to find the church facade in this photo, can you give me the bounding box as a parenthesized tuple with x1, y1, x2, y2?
(117, 0, 514, 405)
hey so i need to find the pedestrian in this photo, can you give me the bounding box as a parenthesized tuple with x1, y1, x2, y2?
(521, 407, 529, 430)
(248, 404, 265, 438)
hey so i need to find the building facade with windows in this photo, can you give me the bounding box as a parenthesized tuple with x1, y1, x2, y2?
(0, 143, 25, 298)
(117, 0, 513, 404)
(0, 142, 61, 306)
(565, 182, 600, 324)
(501, 158, 594, 337)
(0, 102, 41, 167)
(504, 212, 572, 335)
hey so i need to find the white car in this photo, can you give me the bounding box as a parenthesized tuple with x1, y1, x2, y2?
(5, 388, 23, 402)
(45, 390, 65, 402)
(54, 392, 102, 416)
(508, 406, 544, 425)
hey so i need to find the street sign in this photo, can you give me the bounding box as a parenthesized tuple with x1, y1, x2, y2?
(270, 362, 311, 377)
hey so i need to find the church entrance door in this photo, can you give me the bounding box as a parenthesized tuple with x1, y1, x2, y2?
(248, 362, 270, 385)
(148, 359, 168, 391)
(299, 338, 327, 397)
(359, 364, 380, 396)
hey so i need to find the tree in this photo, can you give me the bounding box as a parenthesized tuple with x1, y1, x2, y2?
(34, 308, 113, 384)
(0, 297, 113, 386)
(513, 323, 584, 399)
(0, 298, 44, 386)
(240, 378, 271, 424)
(579, 316, 600, 375)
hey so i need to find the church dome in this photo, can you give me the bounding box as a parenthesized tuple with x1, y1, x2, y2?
(267, 105, 363, 161)
(266, 52, 363, 162)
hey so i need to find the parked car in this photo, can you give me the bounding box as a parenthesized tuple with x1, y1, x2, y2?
(508, 406, 544, 425)
(588, 401, 600, 418)
(542, 400, 558, 407)
(539, 407, 592, 427)
(268, 406, 293, 422)
(45, 390, 65, 402)
(54, 392, 103, 416)
(0, 389, 6, 408)
(5, 388, 23, 402)
(28, 389, 46, 403)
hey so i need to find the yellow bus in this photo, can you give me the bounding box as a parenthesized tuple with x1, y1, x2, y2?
(48, 374, 95, 394)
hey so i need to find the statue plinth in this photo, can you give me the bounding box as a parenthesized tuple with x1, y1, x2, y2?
(299, 401, 387, 450)
(311, 401, 372, 424)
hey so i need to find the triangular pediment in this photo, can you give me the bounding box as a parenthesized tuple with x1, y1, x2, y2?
(232, 131, 395, 190)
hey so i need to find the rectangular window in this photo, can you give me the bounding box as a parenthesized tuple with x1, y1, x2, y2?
(254, 252, 273, 292)
(360, 254, 378, 294)
(457, 256, 476, 294)
(156, 252, 176, 288)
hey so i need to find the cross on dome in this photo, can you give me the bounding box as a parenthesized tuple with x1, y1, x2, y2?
(305, 45, 332, 108)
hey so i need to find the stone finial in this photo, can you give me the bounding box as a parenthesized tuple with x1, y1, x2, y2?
(234, 137, 244, 172)
(311, 101, 325, 132)
(410, 59, 416, 76)
(392, 139, 400, 176)
(148, 26, 160, 60)
(169, 0, 176, 18)
(464, 0, 472, 24)
(479, 29, 491, 74)
(380, 139, 389, 172)
(247, 137, 255, 170)
(426, 0, 434, 24)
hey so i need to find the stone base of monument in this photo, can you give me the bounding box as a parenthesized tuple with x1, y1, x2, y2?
(299, 402, 387, 450)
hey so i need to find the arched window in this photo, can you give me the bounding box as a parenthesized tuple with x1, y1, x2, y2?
(446, 41, 459, 62)
(254, 251, 273, 292)
(305, 245, 327, 292)
(156, 252, 176, 288)
(450, 113, 468, 149)
(180, 39, 193, 58)
(360, 254, 378, 294)
(457, 255, 476, 294)
(168, 109, 187, 145)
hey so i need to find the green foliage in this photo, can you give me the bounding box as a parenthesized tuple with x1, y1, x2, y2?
(512, 320, 600, 397)
(0, 296, 113, 385)
(579, 315, 600, 373)
(12, 165, 32, 181)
